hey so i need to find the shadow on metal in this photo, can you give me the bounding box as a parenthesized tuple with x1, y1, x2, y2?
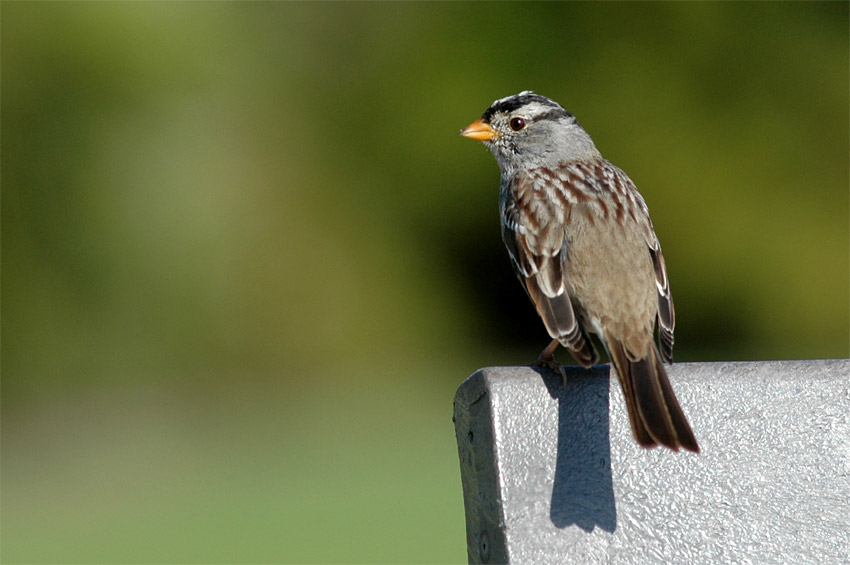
(536, 365, 617, 533)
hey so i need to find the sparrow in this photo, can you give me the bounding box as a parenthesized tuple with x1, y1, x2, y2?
(460, 91, 699, 452)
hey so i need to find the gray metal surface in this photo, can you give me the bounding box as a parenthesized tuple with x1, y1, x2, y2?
(453, 360, 850, 564)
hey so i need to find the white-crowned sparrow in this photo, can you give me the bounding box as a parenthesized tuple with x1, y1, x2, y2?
(460, 91, 698, 452)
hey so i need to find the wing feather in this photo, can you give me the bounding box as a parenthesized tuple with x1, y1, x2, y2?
(501, 178, 598, 367)
(649, 242, 675, 363)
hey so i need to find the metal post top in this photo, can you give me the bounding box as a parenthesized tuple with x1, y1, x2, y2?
(453, 359, 850, 564)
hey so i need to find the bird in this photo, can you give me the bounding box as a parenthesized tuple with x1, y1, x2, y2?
(460, 91, 699, 453)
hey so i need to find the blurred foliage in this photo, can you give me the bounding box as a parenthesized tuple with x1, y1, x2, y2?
(2, 2, 848, 563)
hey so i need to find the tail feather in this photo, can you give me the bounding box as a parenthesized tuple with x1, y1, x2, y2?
(651, 354, 700, 453)
(607, 342, 658, 448)
(607, 338, 699, 453)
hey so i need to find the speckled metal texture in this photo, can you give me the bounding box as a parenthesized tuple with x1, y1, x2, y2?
(453, 360, 850, 564)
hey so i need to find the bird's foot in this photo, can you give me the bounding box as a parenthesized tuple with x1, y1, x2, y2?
(531, 340, 568, 386)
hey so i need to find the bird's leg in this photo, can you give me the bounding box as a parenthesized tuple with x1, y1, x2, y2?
(532, 339, 568, 386)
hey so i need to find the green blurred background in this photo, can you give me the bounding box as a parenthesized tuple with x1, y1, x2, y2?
(2, 2, 848, 563)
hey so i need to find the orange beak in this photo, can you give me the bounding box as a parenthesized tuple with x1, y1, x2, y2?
(459, 118, 499, 141)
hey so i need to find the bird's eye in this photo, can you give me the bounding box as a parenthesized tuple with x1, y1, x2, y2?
(509, 117, 526, 131)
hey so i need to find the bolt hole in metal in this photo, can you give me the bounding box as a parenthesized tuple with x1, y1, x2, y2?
(478, 529, 490, 563)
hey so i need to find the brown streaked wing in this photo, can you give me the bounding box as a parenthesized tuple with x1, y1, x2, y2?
(650, 245, 675, 363)
(500, 176, 598, 367)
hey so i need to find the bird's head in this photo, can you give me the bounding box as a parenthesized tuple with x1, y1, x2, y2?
(460, 91, 600, 173)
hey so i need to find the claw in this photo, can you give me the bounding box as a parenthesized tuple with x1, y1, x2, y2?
(532, 339, 568, 386)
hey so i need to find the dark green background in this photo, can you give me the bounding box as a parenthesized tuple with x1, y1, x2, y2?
(3, 2, 848, 563)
